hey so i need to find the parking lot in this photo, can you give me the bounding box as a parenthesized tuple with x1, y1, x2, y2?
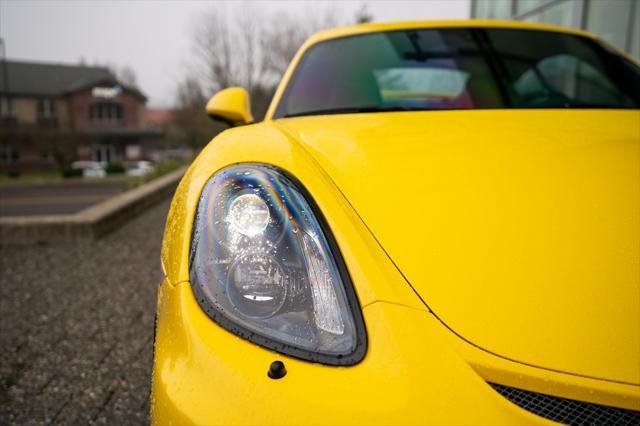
(0, 197, 170, 424)
(0, 180, 127, 217)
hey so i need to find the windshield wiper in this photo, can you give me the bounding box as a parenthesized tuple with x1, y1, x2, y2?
(281, 105, 431, 118)
(561, 103, 634, 109)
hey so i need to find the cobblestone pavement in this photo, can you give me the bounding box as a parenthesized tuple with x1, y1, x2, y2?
(0, 198, 171, 425)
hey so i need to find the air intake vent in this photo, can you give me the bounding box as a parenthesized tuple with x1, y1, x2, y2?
(490, 383, 640, 425)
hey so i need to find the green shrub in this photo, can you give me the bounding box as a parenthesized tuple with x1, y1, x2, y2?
(151, 159, 181, 178)
(61, 168, 83, 178)
(105, 162, 126, 174)
(126, 159, 187, 189)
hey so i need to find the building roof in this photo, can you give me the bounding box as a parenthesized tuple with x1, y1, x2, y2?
(0, 60, 146, 101)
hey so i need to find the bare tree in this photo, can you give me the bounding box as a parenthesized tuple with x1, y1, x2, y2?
(192, 5, 269, 93)
(117, 66, 138, 87)
(355, 3, 374, 24)
(172, 3, 343, 147)
(176, 76, 207, 111)
(262, 7, 338, 81)
(174, 76, 223, 149)
(184, 3, 338, 122)
(105, 63, 138, 87)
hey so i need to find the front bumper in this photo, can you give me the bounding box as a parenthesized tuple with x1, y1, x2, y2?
(151, 279, 550, 425)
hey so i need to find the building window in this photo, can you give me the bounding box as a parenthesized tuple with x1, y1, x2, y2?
(586, 0, 634, 54)
(631, 1, 640, 59)
(531, 0, 575, 27)
(473, 0, 512, 19)
(89, 102, 123, 123)
(0, 143, 19, 165)
(0, 97, 16, 117)
(472, 0, 639, 60)
(515, 0, 547, 15)
(37, 98, 57, 119)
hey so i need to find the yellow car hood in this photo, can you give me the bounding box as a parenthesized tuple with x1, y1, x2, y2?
(277, 110, 640, 385)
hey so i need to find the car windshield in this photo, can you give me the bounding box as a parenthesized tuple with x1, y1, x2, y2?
(274, 28, 640, 118)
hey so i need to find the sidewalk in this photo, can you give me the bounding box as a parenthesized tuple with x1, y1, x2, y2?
(0, 198, 170, 424)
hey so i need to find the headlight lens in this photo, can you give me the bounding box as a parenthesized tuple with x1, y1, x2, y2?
(190, 164, 366, 364)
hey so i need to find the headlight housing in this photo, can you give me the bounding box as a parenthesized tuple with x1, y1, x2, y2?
(190, 164, 366, 365)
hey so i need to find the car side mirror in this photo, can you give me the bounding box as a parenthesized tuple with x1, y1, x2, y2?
(205, 87, 254, 126)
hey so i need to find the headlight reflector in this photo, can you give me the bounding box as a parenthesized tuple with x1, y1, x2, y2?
(190, 164, 366, 364)
(227, 193, 270, 237)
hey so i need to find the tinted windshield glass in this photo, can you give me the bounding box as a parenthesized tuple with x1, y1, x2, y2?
(274, 28, 640, 118)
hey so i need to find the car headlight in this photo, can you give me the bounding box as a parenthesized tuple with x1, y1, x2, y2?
(190, 164, 366, 365)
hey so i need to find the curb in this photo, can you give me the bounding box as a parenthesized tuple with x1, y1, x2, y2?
(0, 167, 186, 246)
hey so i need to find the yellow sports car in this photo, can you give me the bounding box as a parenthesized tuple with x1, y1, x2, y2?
(152, 20, 640, 425)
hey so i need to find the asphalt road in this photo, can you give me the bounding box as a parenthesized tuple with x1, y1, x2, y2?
(0, 181, 127, 216)
(0, 197, 170, 424)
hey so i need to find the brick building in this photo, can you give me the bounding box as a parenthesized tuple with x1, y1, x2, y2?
(0, 60, 161, 173)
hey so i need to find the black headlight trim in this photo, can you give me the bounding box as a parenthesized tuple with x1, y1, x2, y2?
(189, 163, 367, 366)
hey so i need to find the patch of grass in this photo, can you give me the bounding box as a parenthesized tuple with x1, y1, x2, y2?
(1, 159, 187, 187)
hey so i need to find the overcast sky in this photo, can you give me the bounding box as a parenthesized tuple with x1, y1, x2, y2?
(0, 0, 470, 107)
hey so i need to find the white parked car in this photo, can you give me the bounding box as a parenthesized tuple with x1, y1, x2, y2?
(71, 161, 107, 178)
(127, 161, 154, 177)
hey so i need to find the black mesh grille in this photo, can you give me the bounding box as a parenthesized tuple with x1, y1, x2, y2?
(490, 383, 640, 425)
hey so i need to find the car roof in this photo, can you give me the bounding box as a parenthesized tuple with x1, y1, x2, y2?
(306, 19, 596, 45)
